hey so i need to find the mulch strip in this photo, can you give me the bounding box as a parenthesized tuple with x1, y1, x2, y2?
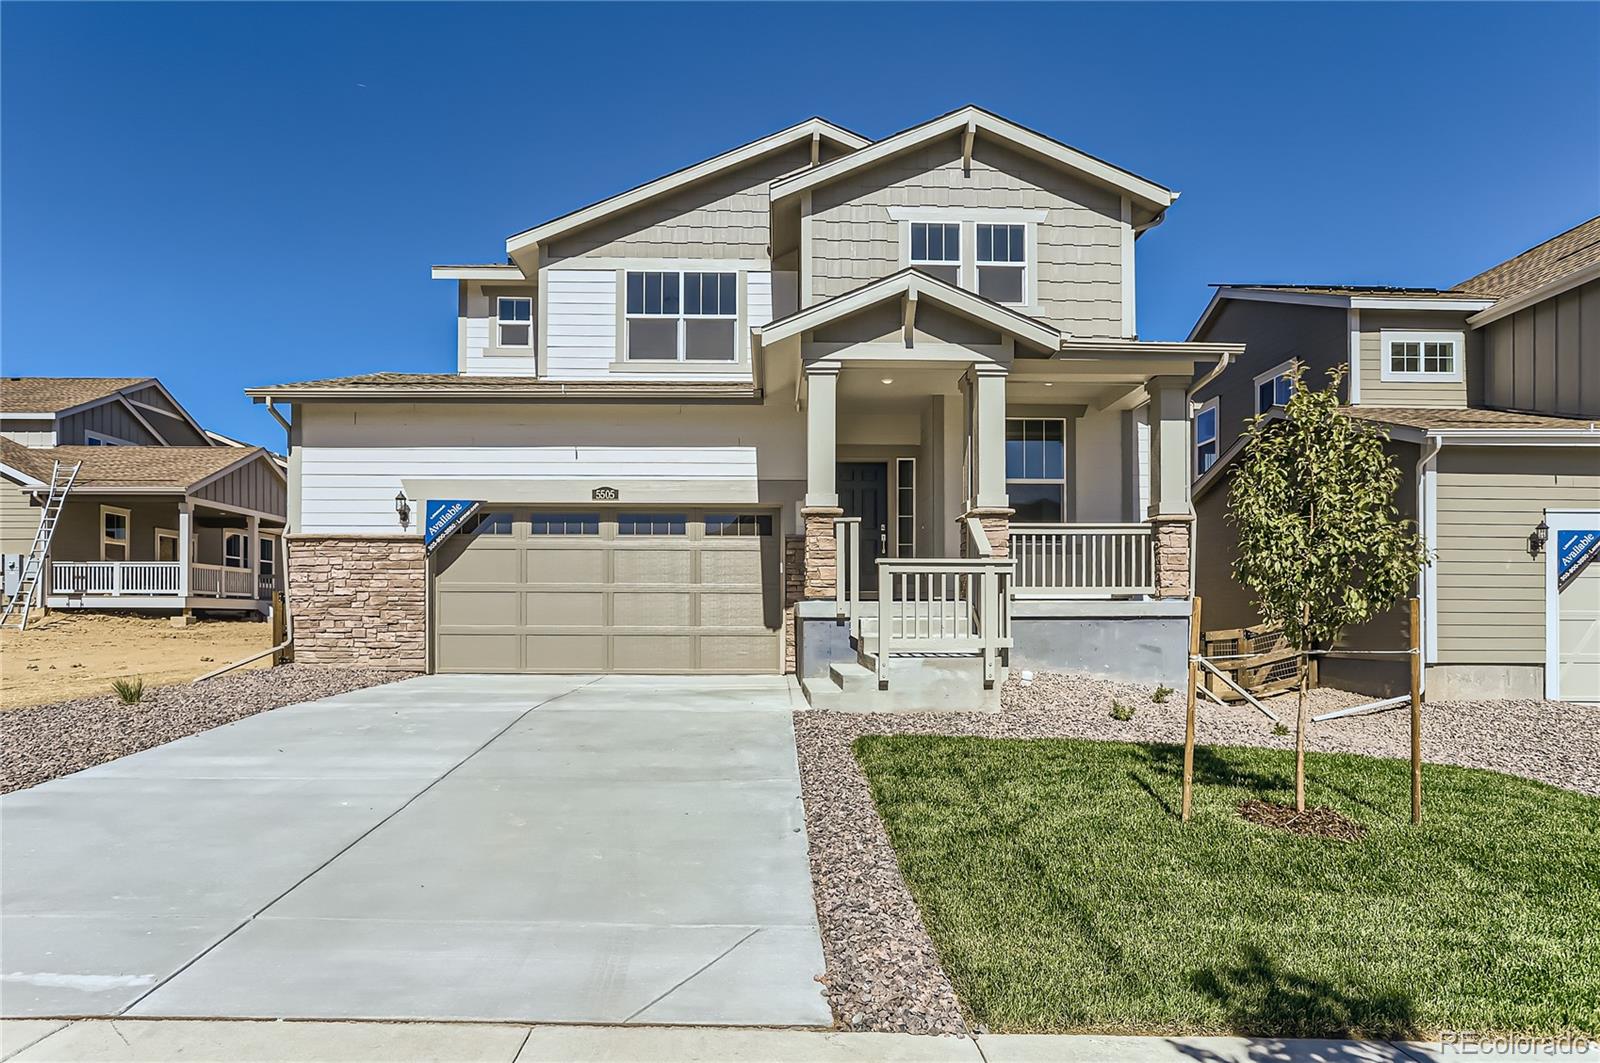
(1238, 798, 1368, 841)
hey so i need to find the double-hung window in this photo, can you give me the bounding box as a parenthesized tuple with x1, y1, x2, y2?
(1005, 418, 1067, 523)
(1195, 399, 1219, 477)
(909, 222, 961, 286)
(224, 531, 249, 569)
(1381, 330, 1462, 382)
(625, 271, 737, 362)
(258, 537, 276, 580)
(497, 297, 532, 348)
(101, 506, 130, 562)
(976, 223, 1026, 304)
(1254, 360, 1296, 414)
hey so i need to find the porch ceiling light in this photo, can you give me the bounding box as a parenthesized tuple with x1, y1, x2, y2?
(880, 377, 894, 385)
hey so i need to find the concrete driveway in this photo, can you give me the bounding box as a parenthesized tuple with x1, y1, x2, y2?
(0, 675, 830, 1027)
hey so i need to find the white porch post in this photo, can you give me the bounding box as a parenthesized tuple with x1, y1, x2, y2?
(177, 499, 192, 597)
(247, 514, 260, 600)
(803, 364, 839, 509)
(961, 364, 1012, 558)
(1146, 375, 1193, 598)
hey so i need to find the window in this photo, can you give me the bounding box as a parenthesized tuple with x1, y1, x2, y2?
(1196, 399, 1219, 477)
(1380, 330, 1463, 382)
(705, 514, 773, 537)
(258, 537, 276, 579)
(100, 506, 130, 561)
(1254, 360, 1296, 414)
(895, 458, 916, 558)
(618, 512, 687, 536)
(531, 512, 599, 536)
(910, 222, 961, 286)
(224, 531, 250, 568)
(497, 297, 532, 348)
(155, 529, 178, 563)
(84, 431, 134, 446)
(625, 270, 737, 362)
(465, 511, 514, 536)
(1005, 419, 1067, 523)
(976, 224, 1026, 304)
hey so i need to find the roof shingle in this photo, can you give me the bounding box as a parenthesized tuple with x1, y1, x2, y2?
(0, 377, 151, 414)
(1455, 215, 1600, 300)
(0, 440, 267, 490)
(1342, 406, 1600, 432)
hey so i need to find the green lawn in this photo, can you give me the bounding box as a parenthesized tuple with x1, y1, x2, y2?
(854, 735, 1600, 1037)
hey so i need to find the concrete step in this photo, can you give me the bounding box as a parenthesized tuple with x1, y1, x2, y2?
(800, 653, 1004, 713)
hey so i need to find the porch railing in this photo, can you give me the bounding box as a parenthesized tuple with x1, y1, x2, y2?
(870, 558, 1013, 686)
(1008, 523, 1155, 598)
(52, 561, 265, 600)
(832, 516, 864, 626)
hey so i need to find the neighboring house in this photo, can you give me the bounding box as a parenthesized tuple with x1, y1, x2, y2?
(0, 377, 288, 617)
(248, 106, 1242, 703)
(1189, 216, 1600, 703)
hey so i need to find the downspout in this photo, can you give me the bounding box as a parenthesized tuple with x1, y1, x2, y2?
(1185, 352, 1235, 600)
(1415, 434, 1443, 696)
(197, 398, 295, 681)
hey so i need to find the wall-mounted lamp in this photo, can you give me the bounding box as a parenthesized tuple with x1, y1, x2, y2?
(395, 492, 412, 528)
(1528, 518, 1548, 558)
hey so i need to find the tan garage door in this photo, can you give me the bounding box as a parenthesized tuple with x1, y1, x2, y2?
(432, 509, 781, 674)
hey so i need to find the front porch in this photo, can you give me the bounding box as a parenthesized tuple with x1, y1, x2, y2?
(755, 271, 1225, 706)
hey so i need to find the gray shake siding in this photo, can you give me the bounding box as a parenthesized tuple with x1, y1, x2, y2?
(808, 139, 1125, 337)
(1480, 276, 1600, 418)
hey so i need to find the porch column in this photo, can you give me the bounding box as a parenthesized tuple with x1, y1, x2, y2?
(962, 364, 1012, 557)
(247, 514, 260, 600)
(1146, 375, 1193, 598)
(177, 500, 192, 597)
(800, 364, 842, 598)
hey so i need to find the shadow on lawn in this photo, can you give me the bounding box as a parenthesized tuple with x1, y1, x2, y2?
(1130, 743, 1292, 820)
(1175, 944, 1420, 1051)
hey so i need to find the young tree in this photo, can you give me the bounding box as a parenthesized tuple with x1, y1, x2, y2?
(1227, 367, 1428, 812)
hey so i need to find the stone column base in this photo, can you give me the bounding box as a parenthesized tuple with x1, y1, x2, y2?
(287, 534, 427, 670)
(800, 506, 844, 600)
(783, 534, 805, 674)
(1150, 515, 1193, 599)
(960, 507, 1013, 558)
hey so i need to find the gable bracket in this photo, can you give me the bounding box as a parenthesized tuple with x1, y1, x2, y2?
(902, 288, 919, 348)
(962, 120, 976, 176)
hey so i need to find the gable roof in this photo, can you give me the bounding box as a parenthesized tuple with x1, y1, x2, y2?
(768, 105, 1176, 217)
(0, 439, 278, 492)
(1455, 215, 1600, 300)
(504, 117, 869, 267)
(0, 377, 151, 415)
(755, 267, 1062, 353)
(1186, 285, 1496, 340)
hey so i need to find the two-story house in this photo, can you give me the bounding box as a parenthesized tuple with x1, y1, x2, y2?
(1189, 216, 1600, 702)
(0, 377, 288, 620)
(248, 106, 1242, 707)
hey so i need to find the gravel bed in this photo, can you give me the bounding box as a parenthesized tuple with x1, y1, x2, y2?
(794, 671, 1599, 1034)
(2, 665, 417, 793)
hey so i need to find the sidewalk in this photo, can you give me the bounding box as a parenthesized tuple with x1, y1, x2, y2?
(4, 1019, 1585, 1062)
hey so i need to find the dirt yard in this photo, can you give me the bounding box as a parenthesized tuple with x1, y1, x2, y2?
(0, 612, 273, 709)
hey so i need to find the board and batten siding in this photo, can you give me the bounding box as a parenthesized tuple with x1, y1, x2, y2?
(57, 402, 161, 445)
(1356, 310, 1474, 409)
(1480, 276, 1600, 418)
(0, 421, 55, 447)
(808, 139, 1126, 338)
(294, 403, 804, 534)
(1434, 446, 1600, 666)
(193, 456, 288, 517)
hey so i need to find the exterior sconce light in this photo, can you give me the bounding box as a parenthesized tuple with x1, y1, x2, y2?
(1528, 519, 1548, 558)
(395, 492, 412, 528)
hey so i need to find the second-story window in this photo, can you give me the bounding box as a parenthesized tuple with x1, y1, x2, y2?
(910, 222, 960, 286)
(626, 271, 737, 362)
(1254, 360, 1296, 414)
(976, 224, 1026, 304)
(1382, 330, 1461, 382)
(1195, 400, 1219, 477)
(497, 297, 532, 347)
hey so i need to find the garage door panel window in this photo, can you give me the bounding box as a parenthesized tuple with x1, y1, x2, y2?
(705, 514, 773, 537)
(466, 511, 515, 536)
(531, 512, 600, 536)
(618, 513, 688, 536)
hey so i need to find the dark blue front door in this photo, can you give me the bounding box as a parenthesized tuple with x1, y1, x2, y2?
(838, 462, 889, 593)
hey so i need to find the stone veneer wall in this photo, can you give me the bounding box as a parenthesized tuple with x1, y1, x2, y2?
(800, 507, 843, 599)
(962, 508, 1012, 558)
(287, 534, 426, 670)
(783, 534, 805, 674)
(1152, 517, 1192, 599)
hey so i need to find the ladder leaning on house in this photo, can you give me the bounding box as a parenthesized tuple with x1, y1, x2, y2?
(1, 460, 82, 632)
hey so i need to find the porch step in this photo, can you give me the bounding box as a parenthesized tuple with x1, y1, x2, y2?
(799, 653, 1004, 714)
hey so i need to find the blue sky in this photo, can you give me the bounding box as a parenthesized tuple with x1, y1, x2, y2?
(4, 2, 1597, 447)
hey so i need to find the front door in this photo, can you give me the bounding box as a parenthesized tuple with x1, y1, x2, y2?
(838, 462, 889, 593)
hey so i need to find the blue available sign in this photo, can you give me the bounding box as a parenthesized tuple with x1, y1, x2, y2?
(424, 499, 482, 553)
(1557, 529, 1600, 590)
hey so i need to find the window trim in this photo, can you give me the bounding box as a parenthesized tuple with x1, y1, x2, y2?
(1195, 398, 1220, 478)
(100, 505, 131, 562)
(154, 528, 179, 562)
(84, 431, 136, 446)
(974, 222, 1028, 307)
(623, 269, 740, 364)
(1005, 417, 1069, 525)
(895, 457, 916, 558)
(258, 535, 276, 578)
(1379, 329, 1464, 383)
(896, 215, 1037, 306)
(496, 296, 534, 349)
(908, 221, 963, 287)
(1253, 359, 1298, 414)
(223, 531, 250, 569)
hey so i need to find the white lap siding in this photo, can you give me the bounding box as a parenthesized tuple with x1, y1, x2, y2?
(544, 270, 618, 379)
(295, 403, 802, 535)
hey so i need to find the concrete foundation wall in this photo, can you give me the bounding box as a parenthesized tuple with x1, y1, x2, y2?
(1426, 663, 1545, 702)
(794, 604, 854, 680)
(1010, 600, 1189, 686)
